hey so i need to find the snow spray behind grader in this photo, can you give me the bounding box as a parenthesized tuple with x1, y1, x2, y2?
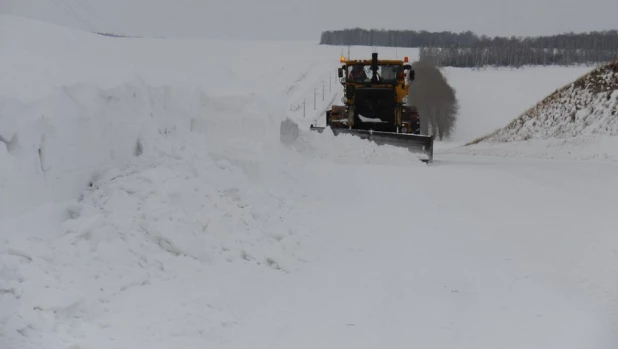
(309, 52, 434, 163)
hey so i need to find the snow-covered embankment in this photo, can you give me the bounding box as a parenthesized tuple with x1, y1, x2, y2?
(454, 60, 618, 160)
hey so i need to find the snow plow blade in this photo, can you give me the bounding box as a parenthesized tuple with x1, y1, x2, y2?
(310, 125, 434, 163)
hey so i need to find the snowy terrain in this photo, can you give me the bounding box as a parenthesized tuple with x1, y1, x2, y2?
(447, 60, 618, 160)
(441, 65, 594, 142)
(1, 15, 617, 349)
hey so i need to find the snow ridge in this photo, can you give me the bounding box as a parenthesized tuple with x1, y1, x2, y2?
(0, 79, 283, 217)
(0, 113, 315, 349)
(472, 60, 618, 143)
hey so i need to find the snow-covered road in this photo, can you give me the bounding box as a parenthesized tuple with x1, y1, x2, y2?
(216, 154, 618, 349)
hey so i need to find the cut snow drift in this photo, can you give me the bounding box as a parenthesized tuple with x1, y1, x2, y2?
(0, 80, 283, 217)
(476, 59, 618, 142)
(441, 65, 594, 142)
(445, 60, 618, 160)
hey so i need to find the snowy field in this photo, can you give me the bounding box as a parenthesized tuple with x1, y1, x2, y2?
(1, 15, 617, 349)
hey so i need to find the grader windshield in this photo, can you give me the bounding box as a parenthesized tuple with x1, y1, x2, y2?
(347, 64, 403, 83)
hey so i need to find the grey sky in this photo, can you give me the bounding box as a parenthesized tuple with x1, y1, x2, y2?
(3, 0, 618, 40)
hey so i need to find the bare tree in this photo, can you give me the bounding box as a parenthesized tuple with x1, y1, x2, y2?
(408, 60, 459, 140)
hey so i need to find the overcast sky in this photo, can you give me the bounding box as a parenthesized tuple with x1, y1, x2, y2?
(3, 0, 618, 40)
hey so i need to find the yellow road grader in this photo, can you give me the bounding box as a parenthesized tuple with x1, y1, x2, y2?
(309, 52, 434, 163)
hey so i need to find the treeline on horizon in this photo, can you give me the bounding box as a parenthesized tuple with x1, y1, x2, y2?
(319, 28, 618, 67)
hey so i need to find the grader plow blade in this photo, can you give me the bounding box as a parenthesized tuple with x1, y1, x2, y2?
(310, 126, 434, 163)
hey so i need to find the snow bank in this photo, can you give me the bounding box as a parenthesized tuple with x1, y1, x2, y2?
(0, 75, 428, 217)
(0, 15, 429, 217)
(0, 79, 285, 217)
(0, 124, 317, 349)
(0, 68, 423, 349)
(446, 60, 618, 160)
(479, 60, 618, 142)
(441, 65, 594, 142)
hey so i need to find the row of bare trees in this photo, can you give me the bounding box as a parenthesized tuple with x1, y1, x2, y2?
(320, 28, 479, 48)
(320, 28, 618, 67)
(419, 45, 617, 68)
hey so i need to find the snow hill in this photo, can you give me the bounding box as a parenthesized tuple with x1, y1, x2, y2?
(2, 15, 617, 349)
(439, 65, 594, 143)
(450, 59, 618, 160)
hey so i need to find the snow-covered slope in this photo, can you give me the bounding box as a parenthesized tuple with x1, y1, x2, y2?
(441, 65, 594, 142)
(0, 14, 413, 216)
(449, 60, 618, 160)
(2, 15, 617, 349)
(481, 60, 618, 141)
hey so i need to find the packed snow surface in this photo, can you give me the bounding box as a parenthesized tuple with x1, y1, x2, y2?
(1, 15, 617, 349)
